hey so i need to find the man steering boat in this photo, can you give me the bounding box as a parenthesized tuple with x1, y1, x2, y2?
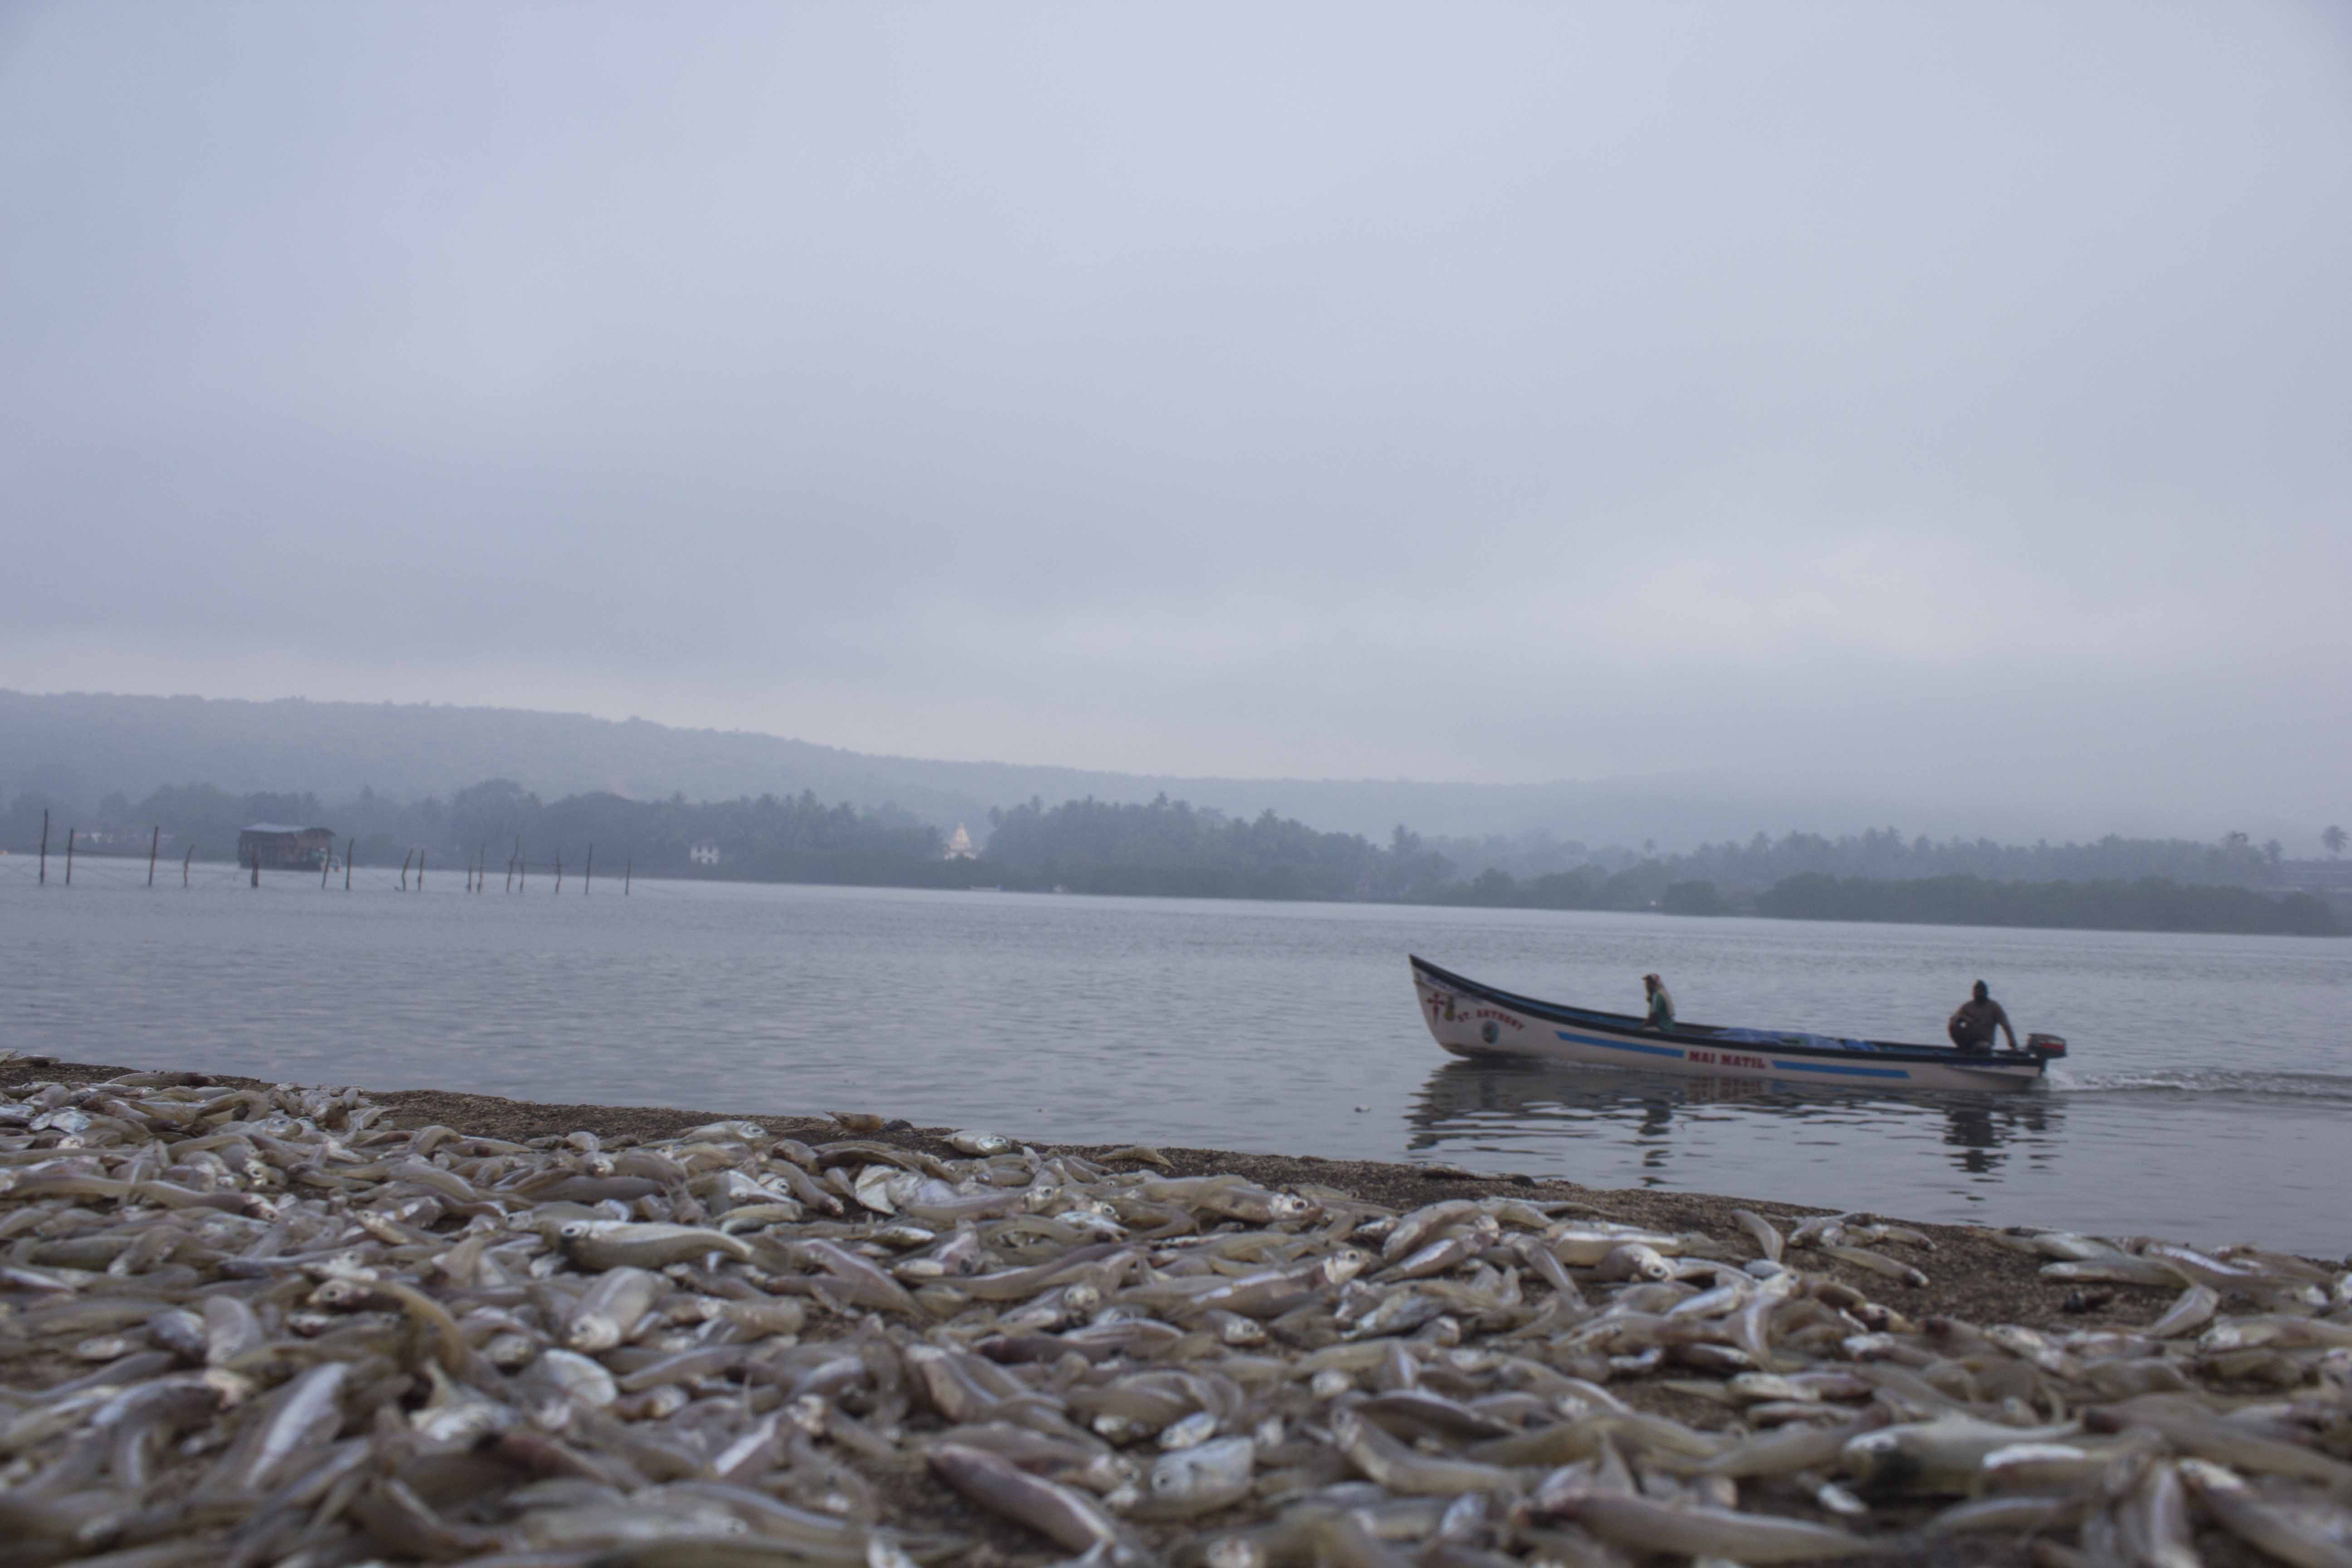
(1948, 980, 2019, 1054)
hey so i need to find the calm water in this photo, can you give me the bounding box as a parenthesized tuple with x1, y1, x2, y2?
(4, 856, 2347, 1253)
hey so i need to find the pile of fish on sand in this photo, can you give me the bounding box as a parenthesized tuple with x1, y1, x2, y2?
(3, 1065, 2350, 1568)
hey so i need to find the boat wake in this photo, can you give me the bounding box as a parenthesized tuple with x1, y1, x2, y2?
(2047, 1065, 2352, 1106)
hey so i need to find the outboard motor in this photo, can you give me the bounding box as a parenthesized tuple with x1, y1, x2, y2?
(2025, 1032, 2067, 1060)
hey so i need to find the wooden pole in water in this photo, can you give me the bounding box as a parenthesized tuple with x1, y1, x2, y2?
(583, 843, 593, 895)
(248, 843, 258, 888)
(149, 826, 160, 887)
(624, 856, 631, 896)
(183, 846, 194, 887)
(517, 841, 524, 892)
(554, 854, 563, 894)
(417, 850, 425, 891)
(478, 843, 487, 894)
(65, 828, 75, 885)
(38, 809, 47, 884)
(399, 848, 412, 891)
(322, 842, 331, 888)
(345, 838, 354, 891)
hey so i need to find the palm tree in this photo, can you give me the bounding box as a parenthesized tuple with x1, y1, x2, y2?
(2325, 824, 2347, 858)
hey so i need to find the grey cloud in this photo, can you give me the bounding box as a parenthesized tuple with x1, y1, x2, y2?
(3, 1, 2347, 835)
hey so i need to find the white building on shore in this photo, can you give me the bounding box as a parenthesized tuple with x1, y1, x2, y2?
(944, 825, 976, 860)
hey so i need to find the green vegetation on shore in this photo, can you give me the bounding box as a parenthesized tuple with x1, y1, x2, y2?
(1754, 871, 2337, 937)
(5, 780, 2337, 936)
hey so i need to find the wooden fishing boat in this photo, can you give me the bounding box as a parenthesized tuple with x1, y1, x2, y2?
(1410, 955, 2063, 1092)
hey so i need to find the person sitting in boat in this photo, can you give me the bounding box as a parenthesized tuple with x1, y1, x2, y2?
(1640, 973, 1675, 1032)
(1947, 980, 2018, 1054)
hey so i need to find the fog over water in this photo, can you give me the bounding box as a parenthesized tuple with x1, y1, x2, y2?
(3, 3, 2348, 835)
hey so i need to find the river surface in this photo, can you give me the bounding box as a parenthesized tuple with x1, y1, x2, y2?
(4, 858, 2346, 1253)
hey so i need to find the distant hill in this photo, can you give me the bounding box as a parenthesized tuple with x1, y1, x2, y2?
(0, 688, 2246, 849)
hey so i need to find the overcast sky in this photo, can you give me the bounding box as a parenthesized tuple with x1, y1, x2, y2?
(4, 2, 2347, 833)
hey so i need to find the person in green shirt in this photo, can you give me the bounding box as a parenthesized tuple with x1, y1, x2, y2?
(1641, 972, 1675, 1032)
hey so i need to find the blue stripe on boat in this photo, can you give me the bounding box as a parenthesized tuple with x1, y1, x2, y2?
(1559, 1031, 1684, 1058)
(1768, 1058, 1911, 1079)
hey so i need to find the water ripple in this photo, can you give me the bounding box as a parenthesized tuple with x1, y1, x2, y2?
(1, 875, 2344, 1250)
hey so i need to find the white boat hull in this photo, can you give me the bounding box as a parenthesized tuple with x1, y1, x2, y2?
(1412, 957, 2048, 1093)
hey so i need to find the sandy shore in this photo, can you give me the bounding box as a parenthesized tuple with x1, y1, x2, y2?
(3, 1053, 2210, 1342)
(10, 1052, 2331, 1568)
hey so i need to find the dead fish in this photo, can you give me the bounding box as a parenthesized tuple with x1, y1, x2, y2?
(2199, 1315, 2352, 1352)
(1925, 1492, 2084, 1536)
(203, 1295, 268, 1366)
(796, 1239, 922, 1315)
(12, 1067, 2352, 1568)
(1973, 1226, 2122, 1261)
(1384, 1218, 1501, 1282)
(2041, 1255, 2191, 1288)
(1843, 1413, 2083, 1494)
(1732, 1208, 1784, 1263)
(1331, 1407, 1519, 1496)
(1592, 1243, 1673, 1283)
(2145, 1284, 2220, 1339)
(2088, 1405, 2352, 1488)
(206, 1362, 349, 1494)
(557, 1220, 753, 1270)
(931, 1442, 1132, 1556)
(1554, 1490, 1883, 1561)
(564, 1266, 662, 1352)
(1097, 1145, 1175, 1171)
(1547, 1226, 1693, 1267)
(1816, 1244, 1929, 1288)
(1698, 1414, 1886, 1479)
(948, 1132, 1011, 1156)
(1132, 1436, 1256, 1519)
(2178, 1457, 2352, 1568)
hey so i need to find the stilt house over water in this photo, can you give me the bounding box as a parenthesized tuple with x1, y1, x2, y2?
(236, 823, 335, 870)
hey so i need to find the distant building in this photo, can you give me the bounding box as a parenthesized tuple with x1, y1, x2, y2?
(238, 823, 335, 871)
(945, 824, 976, 860)
(689, 841, 721, 866)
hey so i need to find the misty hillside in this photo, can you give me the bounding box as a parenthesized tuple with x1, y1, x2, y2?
(0, 689, 2279, 849)
(0, 690, 1886, 846)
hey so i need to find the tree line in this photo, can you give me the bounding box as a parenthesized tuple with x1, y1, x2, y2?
(965, 797, 2338, 933)
(1754, 872, 2337, 937)
(4, 781, 2337, 936)
(1419, 823, 2306, 890)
